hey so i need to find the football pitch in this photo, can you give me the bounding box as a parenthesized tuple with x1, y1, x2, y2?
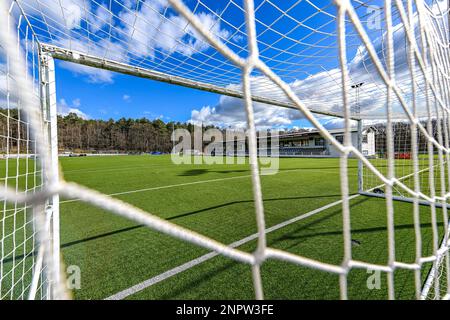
(1, 155, 446, 299)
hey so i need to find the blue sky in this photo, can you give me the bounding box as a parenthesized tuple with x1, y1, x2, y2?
(43, 0, 343, 128)
(55, 60, 219, 122)
(16, 0, 358, 129)
(18, 0, 443, 129)
(55, 59, 315, 128)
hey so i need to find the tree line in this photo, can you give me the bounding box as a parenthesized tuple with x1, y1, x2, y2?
(370, 120, 440, 154)
(1, 110, 217, 154)
(0, 108, 444, 154)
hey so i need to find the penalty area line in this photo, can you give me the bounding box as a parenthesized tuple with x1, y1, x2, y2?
(105, 193, 360, 300)
(60, 175, 252, 204)
(61, 167, 354, 204)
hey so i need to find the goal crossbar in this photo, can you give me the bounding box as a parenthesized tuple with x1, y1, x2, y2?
(40, 43, 355, 121)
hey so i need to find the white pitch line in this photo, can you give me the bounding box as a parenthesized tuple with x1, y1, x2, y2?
(105, 193, 360, 300)
(61, 167, 355, 204)
(62, 163, 179, 175)
(60, 175, 252, 204)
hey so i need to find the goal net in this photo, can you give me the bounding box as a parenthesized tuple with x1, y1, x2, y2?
(360, 119, 450, 299)
(361, 119, 442, 201)
(1, 0, 450, 300)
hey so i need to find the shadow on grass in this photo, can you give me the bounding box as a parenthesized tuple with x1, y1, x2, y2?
(154, 197, 363, 299)
(178, 168, 249, 176)
(61, 193, 346, 250)
(165, 193, 345, 221)
(268, 197, 370, 252)
(155, 259, 242, 299)
(1, 194, 346, 264)
(269, 196, 443, 257)
(1, 225, 144, 264)
(61, 225, 144, 249)
(275, 220, 444, 243)
(177, 165, 359, 176)
(178, 169, 209, 176)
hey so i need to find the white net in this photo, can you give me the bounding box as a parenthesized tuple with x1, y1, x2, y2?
(360, 118, 450, 299)
(0, 1, 54, 299)
(361, 119, 441, 199)
(1, 0, 450, 300)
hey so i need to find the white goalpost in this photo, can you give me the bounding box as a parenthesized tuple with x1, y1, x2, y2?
(1, 0, 450, 300)
(0, 1, 63, 299)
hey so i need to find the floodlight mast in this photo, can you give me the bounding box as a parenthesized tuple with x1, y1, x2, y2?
(352, 82, 364, 193)
(351, 82, 364, 115)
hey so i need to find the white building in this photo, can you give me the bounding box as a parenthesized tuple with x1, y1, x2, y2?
(361, 127, 376, 157)
(278, 127, 376, 157)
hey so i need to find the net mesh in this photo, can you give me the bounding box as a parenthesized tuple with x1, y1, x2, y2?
(13, 0, 448, 119)
(1, 0, 450, 300)
(0, 2, 48, 299)
(361, 120, 442, 199)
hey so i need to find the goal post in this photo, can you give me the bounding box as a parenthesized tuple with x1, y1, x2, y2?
(357, 119, 364, 194)
(39, 51, 61, 288)
(0, 0, 65, 299)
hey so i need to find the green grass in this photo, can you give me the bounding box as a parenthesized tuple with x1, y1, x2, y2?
(1, 155, 448, 299)
(363, 154, 449, 196)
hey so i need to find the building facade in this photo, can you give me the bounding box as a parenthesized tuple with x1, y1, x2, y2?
(278, 128, 376, 157)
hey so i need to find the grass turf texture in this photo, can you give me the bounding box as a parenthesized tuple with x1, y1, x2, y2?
(1, 155, 448, 299)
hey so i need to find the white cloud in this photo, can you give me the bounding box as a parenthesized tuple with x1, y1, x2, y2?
(122, 94, 131, 102)
(189, 1, 448, 129)
(59, 61, 114, 84)
(15, 0, 448, 125)
(190, 75, 321, 129)
(123, 0, 137, 9)
(143, 111, 165, 120)
(190, 100, 302, 129)
(88, 4, 112, 33)
(58, 98, 89, 119)
(17, 0, 232, 84)
(321, 118, 358, 130)
(18, 0, 85, 29)
(55, 37, 128, 84)
(72, 98, 81, 107)
(119, 1, 231, 58)
(232, 34, 245, 43)
(16, 0, 115, 34)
